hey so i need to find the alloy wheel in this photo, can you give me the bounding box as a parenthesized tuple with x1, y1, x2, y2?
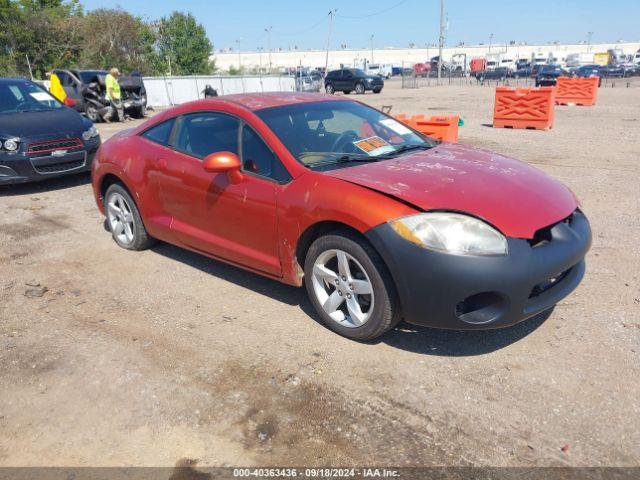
(311, 249, 374, 328)
(107, 192, 135, 245)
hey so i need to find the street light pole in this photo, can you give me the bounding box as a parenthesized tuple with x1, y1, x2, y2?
(437, 0, 445, 84)
(265, 26, 273, 73)
(587, 31, 593, 53)
(489, 33, 493, 53)
(324, 9, 337, 76)
(370, 34, 374, 63)
(236, 38, 242, 71)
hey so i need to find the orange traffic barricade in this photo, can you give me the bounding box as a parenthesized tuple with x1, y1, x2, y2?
(555, 76, 599, 106)
(394, 114, 459, 143)
(493, 87, 555, 130)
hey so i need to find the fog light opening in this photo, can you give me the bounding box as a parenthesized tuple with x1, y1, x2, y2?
(455, 292, 505, 325)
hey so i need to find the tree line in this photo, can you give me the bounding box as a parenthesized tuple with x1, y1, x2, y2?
(0, 0, 216, 78)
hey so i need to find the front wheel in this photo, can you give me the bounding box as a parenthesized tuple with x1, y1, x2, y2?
(304, 232, 401, 341)
(355, 82, 365, 94)
(325, 84, 335, 94)
(85, 104, 100, 123)
(104, 184, 155, 251)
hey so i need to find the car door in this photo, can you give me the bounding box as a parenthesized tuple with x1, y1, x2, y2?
(342, 70, 355, 90)
(156, 111, 283, 276)
(56, 70, 84, 111)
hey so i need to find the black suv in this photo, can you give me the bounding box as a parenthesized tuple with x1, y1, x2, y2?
(324, 69, 383, 95)
(52, 69, 147, 122)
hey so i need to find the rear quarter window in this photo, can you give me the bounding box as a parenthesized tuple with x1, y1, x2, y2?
(142, 118, 175, 146)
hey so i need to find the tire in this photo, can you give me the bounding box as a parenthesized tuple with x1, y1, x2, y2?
(325, 84, 335, 94)
(355, 82, 365, 94)
(304, 232, 401, 341)
(104, 183, 155, 251)
(132, 104, 146, 119)
(85, 104, 100, 123)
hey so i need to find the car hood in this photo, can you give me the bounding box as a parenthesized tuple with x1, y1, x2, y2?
(323, 143, 578, 239)
(0, 107, 86, 139)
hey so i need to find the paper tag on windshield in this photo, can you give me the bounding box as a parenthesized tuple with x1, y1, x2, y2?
(380, 118, 412, 135)
(353, 136, 395, 156)
(29, 91, 53, 102)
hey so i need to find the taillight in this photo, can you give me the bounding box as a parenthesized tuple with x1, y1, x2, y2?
(64, 98, 77, 107)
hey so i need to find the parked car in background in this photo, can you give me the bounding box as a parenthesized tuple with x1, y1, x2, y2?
(0, 78, 101, 184)
(412, 62, 431, 77)
(535, 65, 566, 87)
(514, 63, 533, 78)
(92, 92, 591, 341)
(52, 69, 147, 122)
(475, 67, 509, 82)
(366, 64, 392, 79)
(324, 69, 383, 94)
(602, 64, 625, 78)
(574, 65, 604, 86)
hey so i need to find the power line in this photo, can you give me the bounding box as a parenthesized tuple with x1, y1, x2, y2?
(336, 0, 408, 19)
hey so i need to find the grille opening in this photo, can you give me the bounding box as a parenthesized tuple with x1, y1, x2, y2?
(455, 292, 505, 324)
(529, 268, 571, 299)
(528, 211, 576, 248)
(27, 138, 83, 154)
(34, 160, 84, 174)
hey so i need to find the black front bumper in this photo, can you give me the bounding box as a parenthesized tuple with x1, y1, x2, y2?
(0, 140, 100, 185)
(365, 210, 591, 330)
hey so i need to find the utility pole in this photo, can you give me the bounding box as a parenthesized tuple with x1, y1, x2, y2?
(587, 31, 593, 52)
(236, 38, 242, 71)
(370, 34, 375, 63)
(437, 0, 445, 84)
(265, 26, 273, 73)
(489, 33, 494, 53)
(324, 9, 337, 76)
(25, 55, 34, 81)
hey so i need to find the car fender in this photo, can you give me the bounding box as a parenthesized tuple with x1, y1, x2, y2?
(276, 172, 418, 286)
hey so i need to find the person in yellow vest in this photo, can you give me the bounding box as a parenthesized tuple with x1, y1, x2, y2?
(104, 67, 123, 122)
(47, 71, 67, 103)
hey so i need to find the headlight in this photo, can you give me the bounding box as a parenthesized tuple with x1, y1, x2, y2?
(82, 126, 99, 141)
(389, 212, 508, 255)
(2, 138, 19, 151)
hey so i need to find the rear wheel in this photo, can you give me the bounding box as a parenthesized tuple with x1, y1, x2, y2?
(355, 82, 365, 94)
(304, 232, 401, 341)
(325, 84, 335, 94)
(104, 184, 155, 251)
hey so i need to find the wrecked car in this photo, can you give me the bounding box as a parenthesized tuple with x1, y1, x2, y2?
(52, 69, 147, 122)
(91, 93, 591, 341)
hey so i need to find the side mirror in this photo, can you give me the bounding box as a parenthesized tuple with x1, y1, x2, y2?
(203, 151, 243, 184)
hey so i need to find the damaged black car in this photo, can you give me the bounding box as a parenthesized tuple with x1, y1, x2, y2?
(52, 69, 147, 122)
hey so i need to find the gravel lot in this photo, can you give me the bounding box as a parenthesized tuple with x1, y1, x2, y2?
(1, 79, 638, 468)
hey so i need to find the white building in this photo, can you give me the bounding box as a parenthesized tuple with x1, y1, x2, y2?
(211, 42, 640, 72)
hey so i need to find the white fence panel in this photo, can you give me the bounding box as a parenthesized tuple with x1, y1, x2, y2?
(142, 75, 296, 107)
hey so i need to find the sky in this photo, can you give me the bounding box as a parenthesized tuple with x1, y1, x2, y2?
(81, 0, 640, 52)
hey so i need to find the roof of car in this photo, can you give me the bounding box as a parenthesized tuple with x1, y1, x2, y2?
(196, 92, 348, 111)
(0, 77, 30, 84)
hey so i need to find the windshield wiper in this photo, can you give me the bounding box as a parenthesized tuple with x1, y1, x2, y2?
(378, 144, 432, 158)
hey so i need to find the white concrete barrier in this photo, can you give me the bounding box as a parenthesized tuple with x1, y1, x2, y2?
(142, 75, 296, 107)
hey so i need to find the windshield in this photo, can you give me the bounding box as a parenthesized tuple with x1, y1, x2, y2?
(256, 100, 434, 169)
(0, 80, 63, 114)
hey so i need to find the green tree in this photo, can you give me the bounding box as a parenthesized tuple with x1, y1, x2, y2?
(156, 12, 213, 75)
(79, 8, 157, 74)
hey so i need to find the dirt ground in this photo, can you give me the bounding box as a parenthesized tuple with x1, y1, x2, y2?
(0, 80, 638, 468)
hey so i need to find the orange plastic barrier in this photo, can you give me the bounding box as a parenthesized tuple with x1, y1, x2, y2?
(394, 114, 459, 143)
(555, 76, 599, 106)
(493, 87, 555, 130)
